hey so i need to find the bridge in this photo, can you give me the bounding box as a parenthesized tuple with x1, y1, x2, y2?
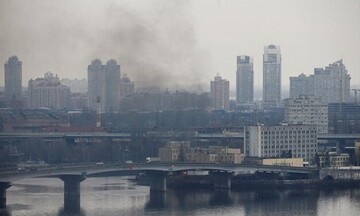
(0, 162, 318, 212)
(1, 132, 359, 142)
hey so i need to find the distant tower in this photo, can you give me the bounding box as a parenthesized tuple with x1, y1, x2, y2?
(210, 74, 230, 111)
(236, 55, 254, 104)
(4, 56, 22, 105)
(263, 45, 281, 106)
(88, 59, 103, 111)
(103, 59, 120, 112)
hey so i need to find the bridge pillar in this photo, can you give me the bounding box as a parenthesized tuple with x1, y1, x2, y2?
(59, 174, 86, 213)
(0, 182, 11, 209)
(147, 171, 168, 192)
(209, 171, 233, 189)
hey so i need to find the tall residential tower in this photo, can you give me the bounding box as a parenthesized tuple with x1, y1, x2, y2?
(4, 56, 22, 105)
(236, 55, 254, 104)
(263, 45, 281, 106)
(210, 74, 229, 111)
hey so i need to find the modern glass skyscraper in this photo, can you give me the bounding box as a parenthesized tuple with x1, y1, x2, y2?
(263, 45, 281, 105)
(4, 56, 22, 104)
(236, 55, 253, 104)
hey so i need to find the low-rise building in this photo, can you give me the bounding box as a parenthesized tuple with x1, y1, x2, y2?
(244, 124, 318, 163)
(262, 158, 304, 167)
(158, 141, 243, 164)
(318, 152, 350, 168)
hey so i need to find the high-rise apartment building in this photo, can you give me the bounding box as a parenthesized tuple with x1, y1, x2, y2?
(236, 55, 253, 104)
(28, 72, 70, 109)
(87, 59, 103, 111)
(263, 45, 281, 105)
(4, 56, 22, 104)
(103, 59, 120, 112)
(289, 60, 351, 103)
(87, 59, 121, 112)
(289, 73, 315, 98)
(244, 124, 318, 163)
(210, 74, 229, 111)
(284, 95, 328, 134)
(314, 59, 350, 103)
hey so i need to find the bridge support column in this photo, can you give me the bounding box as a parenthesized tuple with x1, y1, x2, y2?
(0, 182, 11, 209)
(59, 174, 86, 213)
(210, 171, 233, 189)
(147, 171, 168, 192)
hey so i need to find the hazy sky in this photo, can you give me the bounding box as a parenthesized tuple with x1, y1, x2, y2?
(1, 0, 359, 95)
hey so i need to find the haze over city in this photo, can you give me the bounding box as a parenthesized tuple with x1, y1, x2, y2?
(1, 0, 359, 95)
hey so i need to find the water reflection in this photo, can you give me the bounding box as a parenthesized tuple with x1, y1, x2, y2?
(5, 177, 360, 216)
(57, 207, 86, 216)
(0, 208, 11, 216)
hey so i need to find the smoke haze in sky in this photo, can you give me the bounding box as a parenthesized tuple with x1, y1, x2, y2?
(1, 0, 359, 95)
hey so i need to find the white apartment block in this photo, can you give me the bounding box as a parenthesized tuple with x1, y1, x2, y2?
(284, 95, 328, 134)
(244, 124, 318, 163)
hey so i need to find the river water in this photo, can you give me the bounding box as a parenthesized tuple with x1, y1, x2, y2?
(2, 176, 360, 216)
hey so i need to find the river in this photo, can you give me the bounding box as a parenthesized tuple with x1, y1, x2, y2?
(2, 176, 360, 216)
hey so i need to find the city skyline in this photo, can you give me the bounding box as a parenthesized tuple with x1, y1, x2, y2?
(1, 0, 359, 93)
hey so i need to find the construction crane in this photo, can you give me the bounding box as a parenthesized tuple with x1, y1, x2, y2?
(352, 88, 360, 105)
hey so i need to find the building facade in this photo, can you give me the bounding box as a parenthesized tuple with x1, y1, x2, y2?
(289, 73, 315, 98)
(103, 59, 120, 112)
(210, 74, 229, 111)
(236, 55, 253, 104)
(314, 59, 351, 103)
(88, 59, 103, 111)
(289, 60, 351, 104)
(284, 95, 328, 133)
(4, 56, 22, 105)
(244, 124, 318, 163)
(28, 72, 70, 109)
(263, 45, 281, 105)
(87, 59, 121, 112)
(158, 141, 243, 164)
(328, 103, 360, 134)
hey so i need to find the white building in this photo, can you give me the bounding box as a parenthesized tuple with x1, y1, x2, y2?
(289, 60, 351, 104)
(284, 95, 328, 134)
(244, 124, 318, 163)
(28, 72, 70, 109)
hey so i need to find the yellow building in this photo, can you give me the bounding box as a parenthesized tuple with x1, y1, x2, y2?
(158, 141, 243, 164)
(262, 158, 304, 167)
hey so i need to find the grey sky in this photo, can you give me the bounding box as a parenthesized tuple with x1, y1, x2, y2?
(1, 0, 359, 95)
